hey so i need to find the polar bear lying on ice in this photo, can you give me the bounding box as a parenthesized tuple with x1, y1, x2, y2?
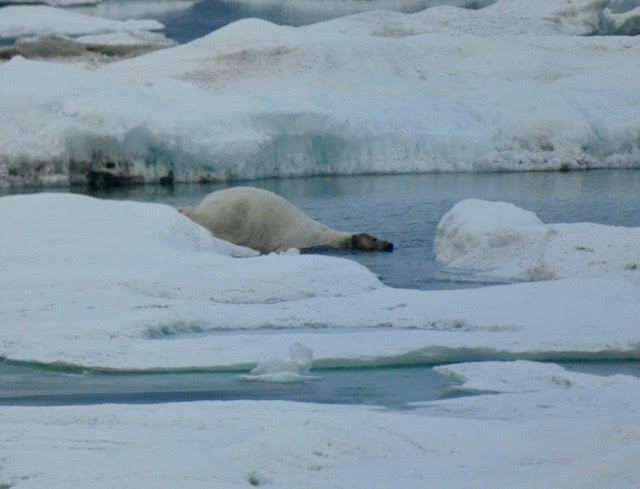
(179, 187, 393, 254)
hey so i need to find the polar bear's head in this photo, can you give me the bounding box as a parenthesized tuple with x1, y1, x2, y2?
(350, 233, 393, 252)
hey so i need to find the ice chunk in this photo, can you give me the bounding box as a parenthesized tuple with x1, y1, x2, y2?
(435, 199, 640, 283)
(239, 343, 319, 383)
(0, 6, 173, 63)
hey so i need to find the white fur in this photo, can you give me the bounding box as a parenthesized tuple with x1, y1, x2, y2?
(179, 187, 353, 254)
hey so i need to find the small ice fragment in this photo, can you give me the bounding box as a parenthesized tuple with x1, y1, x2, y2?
(238, 343, 318, 383)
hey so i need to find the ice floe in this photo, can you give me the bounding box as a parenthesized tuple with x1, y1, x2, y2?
(67, 0, 199, 21)
(238, 343, 319, 383)
(435, 199, 640, 283)
(4, 0, 100, 5)
(2, 360, 639, 488)
(0, 6, 174, 63)
(2, 193, 640, 370)
(0, 6, 164, 39)
(1, 0, 640, 187)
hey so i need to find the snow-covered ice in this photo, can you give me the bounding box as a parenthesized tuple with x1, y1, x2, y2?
(4, 0, 101, 5)
(67, 1, 199, 21)
(0, 6, 174, 63)
(3, 1, 640, 486)
(2, 193, 640, 370)
(2, 360, 640, 488)
(238, 343, 319, 383)
(1, 0, 640, 187)
(435, 199, 640, 283)
(0, 6, 164, 39)
(215, 0, 495, 24)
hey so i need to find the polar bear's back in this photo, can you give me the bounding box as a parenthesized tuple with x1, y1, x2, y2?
(188, 187, 333, 253)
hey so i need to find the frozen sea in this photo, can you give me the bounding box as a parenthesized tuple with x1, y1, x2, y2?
(3, 169, 640, 406)
(2, 0, 640, 487)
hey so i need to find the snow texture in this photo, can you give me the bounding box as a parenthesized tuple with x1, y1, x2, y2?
(2, 361, 640, 488)
(2, 193, 640, 371)
(1, 0, 640, 187)
(435, 199, 640, 283)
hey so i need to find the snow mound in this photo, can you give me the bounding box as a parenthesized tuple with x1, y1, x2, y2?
(0, 193, 382, 304)
(435, 199, 640, 283)
(434, 359, 621, 394)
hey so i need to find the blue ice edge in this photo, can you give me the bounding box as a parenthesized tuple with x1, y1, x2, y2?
(2, 346, 640, 374)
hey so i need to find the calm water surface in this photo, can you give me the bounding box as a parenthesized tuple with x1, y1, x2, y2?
(2, 360, 638, 408)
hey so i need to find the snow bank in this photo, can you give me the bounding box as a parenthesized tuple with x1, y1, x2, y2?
(435, 199, 640, 283)
(2, 0, 640, 187)
(2, 193, 640, 370)
(2, 361, 640, 488)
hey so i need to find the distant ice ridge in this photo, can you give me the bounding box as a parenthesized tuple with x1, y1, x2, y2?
(2, 193, 640, 370)
(1, 0, 640, 186)
(435, 199, 640, 284)
(66, 1, 199, 21)
(4, 0, 101, 5)
(0, 6, 175, 63)
(216, 0, 496, 24)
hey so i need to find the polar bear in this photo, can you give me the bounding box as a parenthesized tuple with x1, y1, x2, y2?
(178, 187, 393, 254)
